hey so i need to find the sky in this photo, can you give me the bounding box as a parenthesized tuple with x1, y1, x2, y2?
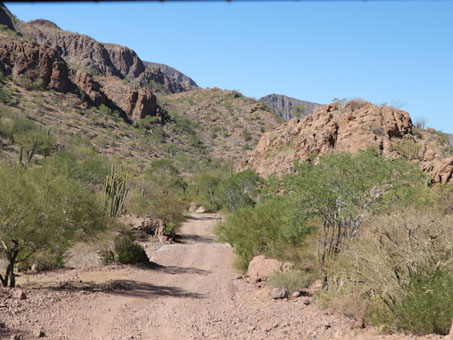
(5, 1, 453, 133)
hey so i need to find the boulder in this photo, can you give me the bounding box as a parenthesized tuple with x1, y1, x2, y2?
(246, 255, 292, 284)
(270, 287, 288, 299)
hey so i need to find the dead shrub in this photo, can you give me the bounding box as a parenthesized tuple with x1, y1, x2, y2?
(322, 208, 453, 334)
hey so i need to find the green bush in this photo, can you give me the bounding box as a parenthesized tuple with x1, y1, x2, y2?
(114, 233, 148, 264)
(391, 267, 453, 335)
(216, 196, 315, 271)
(0, 161, 108, 287)
(217, 170, 262, 212)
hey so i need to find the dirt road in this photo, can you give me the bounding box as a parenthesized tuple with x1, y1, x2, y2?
(0, 213, 445, 340)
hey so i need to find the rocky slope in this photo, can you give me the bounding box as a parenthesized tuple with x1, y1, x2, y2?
(144, 61, 198, 90)
(160, 88, 283, 162)
(240, 100, 453, 184)
(259, 94, 322, 120)
(14, 18, 195, 94)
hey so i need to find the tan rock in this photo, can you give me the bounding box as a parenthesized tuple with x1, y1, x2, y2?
(240, 100, 453, 184)
(246, 255, 292, 284)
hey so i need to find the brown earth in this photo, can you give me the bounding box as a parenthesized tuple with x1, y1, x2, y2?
(0, 213, 446, 340)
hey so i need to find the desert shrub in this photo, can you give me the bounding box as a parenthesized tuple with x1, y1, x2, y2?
(16, 129, 57, 163)
(269, 269, 317, 295)
(389, 139, 422, 160)
(216, 196, 315, 271)
(216, 170, 262, 212)
(135, 115, 160, 131)
(0, 161, 108, 287)
(322, 208, 453, 335)
(190, 173, 223, 212)
(285, 149, 425, 272)
(114, 233, 148, 264)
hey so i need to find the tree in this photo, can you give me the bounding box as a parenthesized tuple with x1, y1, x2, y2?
(285, 149, 425, 274)
(218, 170, 262, 212)
(0, 162, 108, 287)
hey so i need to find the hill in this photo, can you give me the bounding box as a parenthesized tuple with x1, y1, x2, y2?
(240, 100, 453, 184)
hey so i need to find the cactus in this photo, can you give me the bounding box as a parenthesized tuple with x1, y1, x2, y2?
(104, 163, 130, 217)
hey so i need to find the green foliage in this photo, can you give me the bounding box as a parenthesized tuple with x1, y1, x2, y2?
(241, 129, 252, 142)
(16, 128, 57, 164)
(135, 115, 161, 131)
(285, 149, 425, 271)
(392, 267, 453, 335)
(217, 170, 262, 212)
(331, 97, 347, 105)
(0, 162, 108, 287)
(389, 139, 422, 161)
(104, 163, 130, 217)
(114, 233, 148, 264)
(216, 196, 315, 271)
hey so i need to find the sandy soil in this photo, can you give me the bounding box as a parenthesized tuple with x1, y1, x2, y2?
(0, 213, 447, 340)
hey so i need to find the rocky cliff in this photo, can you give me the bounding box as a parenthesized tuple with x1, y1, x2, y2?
(259, 94, 322, 120)
(240, 100, 453, 184)
(0, 37, 70, 92)
(13, 17, 196, 95)
(0, 2, 15, 31)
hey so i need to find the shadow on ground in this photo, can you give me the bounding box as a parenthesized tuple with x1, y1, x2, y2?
(51, 279, 206, 299)
(184, 215, 221, 221)
(144, 262, 211, 275)
(174, 234, 214, 244)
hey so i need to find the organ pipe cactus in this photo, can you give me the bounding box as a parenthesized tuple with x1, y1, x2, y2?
(104, 164, 130, 217)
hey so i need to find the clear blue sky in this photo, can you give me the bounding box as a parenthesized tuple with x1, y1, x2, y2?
(6, 1, 453, 132)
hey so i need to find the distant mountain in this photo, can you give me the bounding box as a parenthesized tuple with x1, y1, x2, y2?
(259, 94, 323, 120)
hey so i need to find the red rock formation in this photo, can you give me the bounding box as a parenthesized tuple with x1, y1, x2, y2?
(73, 70, 106, 106)
(0, 37, 69, 92)
(240, 100, 453, 184)
(101, 79, 157, 122)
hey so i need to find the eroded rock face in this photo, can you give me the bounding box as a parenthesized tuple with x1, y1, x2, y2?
(18, 20, 145, 80)
(240, 100, 453, 184)
(102, 79, 157, 122)
(73, 70, 106, 106)
(0, 37, 69, 92)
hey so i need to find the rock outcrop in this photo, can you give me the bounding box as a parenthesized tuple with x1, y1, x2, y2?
(15, 18, 197, 94)
(102, 79, 157, 122)
(259, 94, 323, 120)
(0, 37, 70, 92)
(240, 100, 453, 184)
(73, 70, 106, 106)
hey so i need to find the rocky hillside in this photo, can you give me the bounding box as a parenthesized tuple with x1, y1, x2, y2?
(240, 100, 453, 184)
(144, 61, 198, 90)
(160, 88, 283, 162)
(259, 94, 322, 120)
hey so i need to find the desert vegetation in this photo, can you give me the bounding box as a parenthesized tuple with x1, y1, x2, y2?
(217, 149, 453, 336)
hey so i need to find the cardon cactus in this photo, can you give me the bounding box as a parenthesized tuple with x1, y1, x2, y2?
(104, 163, 130, 217)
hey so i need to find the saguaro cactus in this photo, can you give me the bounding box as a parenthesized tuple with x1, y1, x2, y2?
(104, 163, 130, 217)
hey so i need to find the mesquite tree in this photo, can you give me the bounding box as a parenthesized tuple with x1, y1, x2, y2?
(0, 162, 108, 287)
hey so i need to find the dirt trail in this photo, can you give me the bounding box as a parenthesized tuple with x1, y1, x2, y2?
(0, 213, 446, 340)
